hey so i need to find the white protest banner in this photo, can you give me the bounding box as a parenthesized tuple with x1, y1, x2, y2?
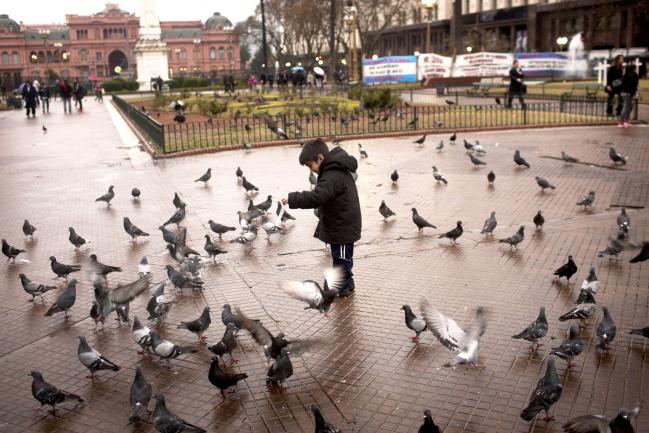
(452, 52, 513, 77)
(418, 53, 453, 79)
(515, 52, 587, 77)
(362, 56, 417, 85)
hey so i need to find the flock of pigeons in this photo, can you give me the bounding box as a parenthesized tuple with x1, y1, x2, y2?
(3, 128, 648, 433)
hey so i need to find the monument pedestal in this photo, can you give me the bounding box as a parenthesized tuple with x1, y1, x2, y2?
(135, 0, 169, 91)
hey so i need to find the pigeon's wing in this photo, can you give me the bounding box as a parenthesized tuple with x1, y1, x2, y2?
(109, 276, 151, 305)
(420, 300, 467, 352)
(279, 280, 323, 307)
(562, 414, 610, 433)
(286, 336, 328, 356)
(236, 308, 273, 347)
(323, 266, 345, 292)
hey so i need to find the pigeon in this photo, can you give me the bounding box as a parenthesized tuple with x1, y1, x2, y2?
(172, 192, 186, 209)
(19, 273, 56, 302)
(520, 356, 562, 422)
(95, 185, 115, 207)
(414, 135, 426, 146)
(419, 409, 441, 433)
(358, 143, 368, 158)
(391, 169, 399, 183)
(445, 99, 456, 105)
(630, 326, 649, 339)
(138, 256, 151, 278)
(146, 282, 174, 327)
(436, 140, 444, 151)
(596, 306, 617, 350)
(279, 267, 345, 316)
(487, 170, 495, 184)
(533, 210, 545, 230)
(499, 225, 525, 249)
(254, 194, 273, 213)
(432, 305, 487, 368)
(468, 153, 487, 167)
(617, 208, 630, 233)
(179, 255, 204, 280)
(177, 306, 211, 343)
(162, 204, 186, 227)
(576, 190, 595, 209)
(67, 227, 87, 251)
(535, 176, 556, 192)
(311, 405, 342, 433)
(208, 355, 248, 404)
(241, 176, 259, 194)
(276, 201, 296, 224)
(208, 323, 238, 364)
(92, 276, 151, 325)
(420, 300, 487, 357)
(411, 208, 436, 232)
(195, 168, 211, 185)
(266, 347, 293, 389)
(131, 315, 152, 354)
(30, 370, 83, 414)
(50, 256, 81, 279)
(261, 215, 282, 238)
(308, 171, 318, 189)
(561, 151, 578, 164)
(473, 140, 486, 154)
(463, 139, 474, 152)
(495, 97, 502, 105)
(402, 305, 428, 342)
(131, 187, 141, 200)
(88, 254, 122, 279)
(124, 217, 150, 242)
(554, 255, 578, 282)
(230, 225, 258, 245)
(165, 265, 203, 292)
(235, 166, 243, 181)
(128, 366, 152, 424)
(438, 221, 463, 243)
(152, 394, 206, 433)
(563, 406, 640, 433)
(208, 220, 236, 239)
(481, 212, 497, 236)
(630, 242, 649, 263)
(432, 166, 448, 185)
(173, 112, 186, 123)
(379, 200, 396, 220)
(45, 279, 77, 317)
(581, 265, 599, 293)
(512, 307, 548, 352)
(608, 146, 627, 165)
(204, 235, 227, 260)
(598, 231, 627, 259)
(159, 225, 177, 244)
(450, 132, 456, 143)
(2, 239, 26, 263)
(407, 117, 418, 127)
(550, 324, 584, 368)
(560, 289, 597, 328)
(150, 331, 198, 365)
(22, 219, 37, 239)
(221, 304, 243, 330)
(42, 124, 47, 133)
(514, 150, 530, 168)
(77, 336, 120, 379)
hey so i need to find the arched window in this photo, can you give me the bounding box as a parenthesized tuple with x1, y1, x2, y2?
(209, 47, 216, 60)
(227, 47, 233, 60)
(37, 51, 46, 63)
(218, 47, 224, 61)
(53, 50, 61, 63)
(1, 52, 8, 65)
(12, 52, 19, 64)
(47, 51, 53, 64)
(80, 49, 88, 62)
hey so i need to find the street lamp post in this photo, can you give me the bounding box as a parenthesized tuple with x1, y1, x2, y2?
(556, 36, 568, 52)
(260, 0, 268, 72)
(421, 0, 437, 54)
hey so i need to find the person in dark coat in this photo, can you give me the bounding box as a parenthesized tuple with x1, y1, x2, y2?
(58, 79, 73, 113)
(39, 84, 50, 114)
(21, 80, 38, 118)
(283, 138, 362, 296)
(619, 66, 639, 128)
(605, 54, 624, 117)
(506, 60, 525, 109)
(73, 79, 86, 112)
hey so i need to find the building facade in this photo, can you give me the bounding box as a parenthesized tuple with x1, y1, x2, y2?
(0, 3, 241, 89)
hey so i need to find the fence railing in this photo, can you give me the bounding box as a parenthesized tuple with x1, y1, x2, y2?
(112, 94, 613, 155)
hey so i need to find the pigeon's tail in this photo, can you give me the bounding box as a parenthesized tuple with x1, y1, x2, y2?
(233, 373, 248, 382)
(98, 358, 121, 371)
(520, 404, 541, 421)
(511, 331, 527, 340)
(498, 238, 511, 244)
(630, 328, 645, 336)
(128, 403, 148, 424)
(558, 312, 574, 322)
(550, 185, 556, 190)
(44, 304, 61, 316)
(61, 390, 84, 403)
(178, 346, 198, 355)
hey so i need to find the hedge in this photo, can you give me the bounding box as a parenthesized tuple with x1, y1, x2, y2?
(101, 78, 139, 92)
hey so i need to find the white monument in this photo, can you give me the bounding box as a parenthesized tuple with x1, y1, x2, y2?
(134, 0, 169, 91)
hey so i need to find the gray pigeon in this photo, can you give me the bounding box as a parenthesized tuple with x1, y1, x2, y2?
(598, 231, 627, 259)
(630, 242, 649, 263)
(221, 304, 243, 330)
(208, 355, 248, 404)
(279, 267, 345, 316)
(512, 307, 548, 352)
(266, 347, 293, 389)
(88, 254, 122, 279)
(276, 201, 296, 223)
(30, 370, 83, 414)
(412, 208, 436, 232)
(520, 356, 562, 422)
(436, 140, 444, 151)
(576, 191, 595, 209)
(77, 336, 120, 379)
(95, 185, 115, 207)
(2, 239, 25, 263)
(468, 153, 486, 167)
(561, 151, 578, 164)
(379, 200, 396, 220)
(608, 146, 627, 165)
(438, 221, 463, 243)
(146, 282, 175, 327)
(129, 366, 152, 424)
(402, 305, 427, 342)
(514, 150, 530, 168)
(131, 315, 152, 354)
(149, 331, 198, 366)
(68, 227, 87, 251)
(358, 143, 368, 158)
(499, 225, 525, 249)
(480, 211, 497, 236)
(630, 326, 649, 339)
(204, 235, 227, 260)
(560, 289, 597, 328)
(533, 210, 545, 230)
(550, 324, 584, 368)
(241, 176, 259, 194)
(391, 169, 399, 183)
(93, 276, 150, 325)
(311, 404, 342, 433)
(564, 406, 640, 433)
(45, 279, 77, 317)
(131, 187, 141, 200)
(124, 217, 150, 242)
(617, 208, 630, 233)
(230, 225, 258, 244)
(535, 176, 555, 192)
(138, 256, 151, 278)
(596, 306, 617, 350)
(159, 225, 178, 244)
(254, 195, 273, 212)
(163, 204, 186, 227)
(432, 166, 448, 185)
(152, 394, 206, 432)
(165, 265, 203, 292)
(420, 300, 487, 355)
(208, 220, 236, 239)
(261, 215, 282, 238)
(19, 273, 56, 302)
(177, 306, 211, 343)
(50, 256, 81, 279)
(208, 322, 238, 364)
(22, 219, 37, 239)
(172, 192, 186, 209)
(195, 168, 211, 185)
(236, 166, 243, 181)
(487, 170, 495, 184)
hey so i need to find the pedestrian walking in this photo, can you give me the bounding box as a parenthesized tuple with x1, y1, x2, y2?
(59, 79, 72, 113)
(21, 80, 38, 118)
(74, 80, 86, 112)
(606, 54, 624, 117)
(268, 72, 274, 90)
(39, 84, 50, 114)
(619, 65, 639, 128)
(506, 60, 525, 109)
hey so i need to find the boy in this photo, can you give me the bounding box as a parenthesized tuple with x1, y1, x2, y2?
(282, 138, 361, 296)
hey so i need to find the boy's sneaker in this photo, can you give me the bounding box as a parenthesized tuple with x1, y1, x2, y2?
(623, 121, 630, 128)
(339, 279, 355, 297)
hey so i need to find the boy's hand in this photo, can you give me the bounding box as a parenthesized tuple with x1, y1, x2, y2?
(281, 197, 289, 205)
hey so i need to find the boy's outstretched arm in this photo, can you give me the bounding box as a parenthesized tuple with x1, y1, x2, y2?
(286, 177, 336, 209)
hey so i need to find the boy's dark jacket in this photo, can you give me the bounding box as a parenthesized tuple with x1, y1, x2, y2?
(288, 147, 362, 244)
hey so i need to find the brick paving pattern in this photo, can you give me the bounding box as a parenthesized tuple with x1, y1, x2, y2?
(0, 99, 648, 433)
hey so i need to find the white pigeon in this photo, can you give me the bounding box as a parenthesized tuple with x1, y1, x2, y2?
(261, 216, 282, 238)
(473, 140, 486, 154)
(580, 265, 599, 293)
(231, 226, 257, 244)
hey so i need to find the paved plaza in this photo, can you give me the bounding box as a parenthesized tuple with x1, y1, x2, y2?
(0, 99, 648, 433)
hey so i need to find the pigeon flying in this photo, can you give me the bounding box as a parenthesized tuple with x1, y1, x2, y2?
(563, 406, 640, 433)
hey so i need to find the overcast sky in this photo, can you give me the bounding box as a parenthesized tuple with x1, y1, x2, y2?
(3, 0, 257, 26)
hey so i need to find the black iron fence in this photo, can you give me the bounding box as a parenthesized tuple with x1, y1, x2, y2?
(112, 95, 165, 152)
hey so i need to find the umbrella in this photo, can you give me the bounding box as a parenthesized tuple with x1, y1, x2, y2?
(291, 66, 305, 71)
(313, 66, 325, 76)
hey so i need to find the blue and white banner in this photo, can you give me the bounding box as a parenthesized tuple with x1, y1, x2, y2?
(515, 52, 587, 77)
(362, 56, 417, 85)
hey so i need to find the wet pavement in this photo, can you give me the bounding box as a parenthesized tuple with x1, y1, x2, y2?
(0, 99, 648, 433)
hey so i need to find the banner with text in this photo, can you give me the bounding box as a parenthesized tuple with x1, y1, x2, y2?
(515, 52, 587, 76)
(418, 53, 453, 79)
(362, 56, 417, 85)
(452, 52, 513, 77)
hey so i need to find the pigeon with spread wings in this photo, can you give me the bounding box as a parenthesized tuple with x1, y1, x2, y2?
(278, 267, 345, 316)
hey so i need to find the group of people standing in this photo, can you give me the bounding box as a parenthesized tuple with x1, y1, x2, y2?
(605, 54, 640, 128)
(20, 78, 87, 118)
